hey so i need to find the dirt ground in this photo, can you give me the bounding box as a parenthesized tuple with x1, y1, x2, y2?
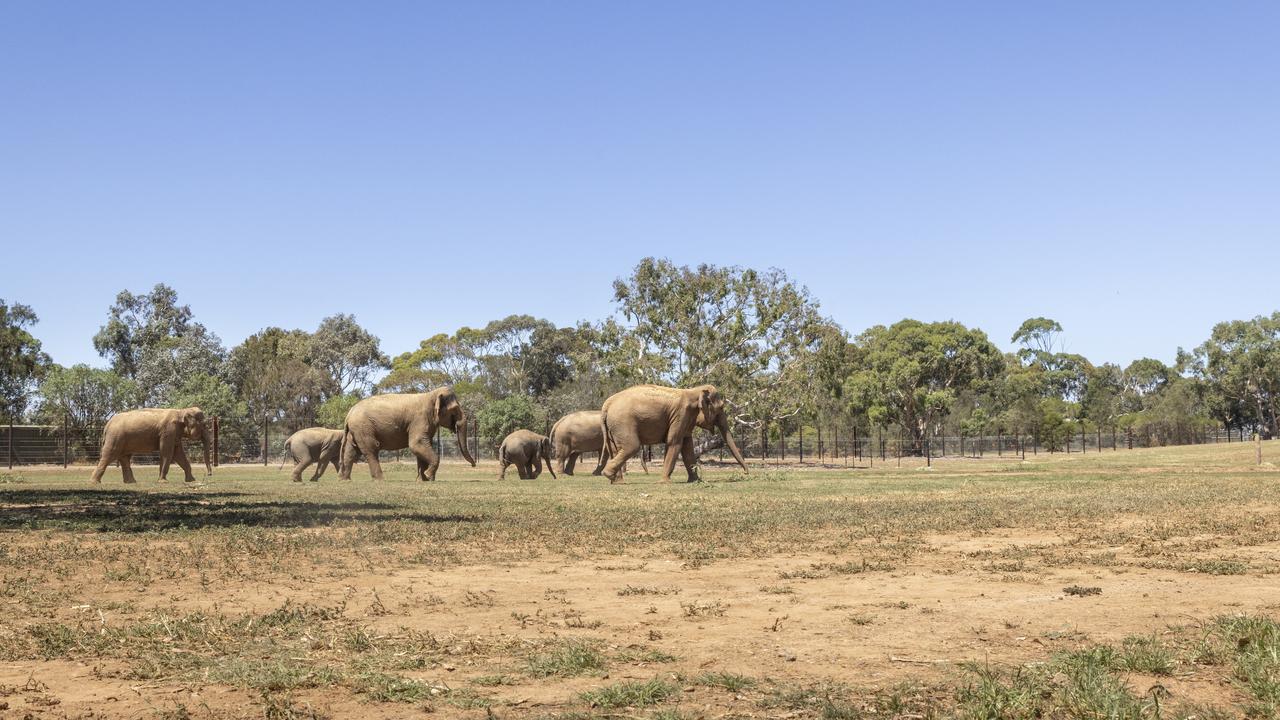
(1, 443, 1277, 718)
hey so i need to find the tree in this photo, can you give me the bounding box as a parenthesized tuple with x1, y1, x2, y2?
(311, 314, 388, 394)
(476, 395, 539, 448)
(228, 328, 328, 427)
(1186, 313, 1280, 438)
(93, 284, 194, 379)
(92, 285, 225, 405)
(37, 364, 140, 442)
(0, 300, 50, 420)
(845, 319, 1004, 452)
(133, 324, 227, 406)
(1011, 317, 1064, 358)
(316, 393, 362, 430)
(611, 258, 829, 432)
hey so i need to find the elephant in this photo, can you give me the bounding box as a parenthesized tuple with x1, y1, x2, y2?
(600, 384, 748, 484)
(281, 427, 345, 482)
(90, 407, 212, 484)
(339, 387, 476, 481)
(549, 410, 648, 476)
(497, 429, 557, 480)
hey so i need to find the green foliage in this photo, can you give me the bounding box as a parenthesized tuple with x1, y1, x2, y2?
(311, 314, 388, 395)
(36, 364, 140, 440)
(228, 327, 329, 425)
(612, 258, 832, 430)
(1187, 312, 1280, 437)
(0, 299, 51, 419)
(316, 393, 361, 429)
(477, 394, 540, 443)
(845, 319, 1004, 451)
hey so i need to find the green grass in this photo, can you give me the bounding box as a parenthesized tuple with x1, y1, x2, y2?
(526, 639, 609, 677)
(580, 678, 678, 708)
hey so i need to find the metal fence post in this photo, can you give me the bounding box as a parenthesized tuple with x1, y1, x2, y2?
(7, 417, 12, 469)
(799, 426, 804, 464)
(263, 416, 269, 466)
(213, 416, 220, 466)
(62, 411, 69, 468)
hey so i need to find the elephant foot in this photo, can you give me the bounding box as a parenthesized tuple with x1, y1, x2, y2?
(123, 478, 136, 484)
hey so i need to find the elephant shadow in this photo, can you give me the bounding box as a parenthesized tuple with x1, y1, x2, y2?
(0, 488, 478, 532)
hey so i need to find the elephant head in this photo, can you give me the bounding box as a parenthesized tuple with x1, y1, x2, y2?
(693, 386, 748, 472)
(431, 388, 476, 466)
(540, 436, 557, 479)
(178, 407, 213, 476)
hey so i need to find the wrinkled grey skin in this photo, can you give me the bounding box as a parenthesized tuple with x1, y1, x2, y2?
(91, 407, 212, 484)
(339, 387, 476, 481)
(549, 410, 648, 476)
(600, 384, 747, 484)
(498, 429, 557, 480)
(281, 427, 345, 482)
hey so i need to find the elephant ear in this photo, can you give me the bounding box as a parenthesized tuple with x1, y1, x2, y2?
(700, 387, 714, 419)
(432, 391, 448, 429)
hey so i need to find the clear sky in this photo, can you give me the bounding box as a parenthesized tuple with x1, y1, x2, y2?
(3, 2, 1277, 369)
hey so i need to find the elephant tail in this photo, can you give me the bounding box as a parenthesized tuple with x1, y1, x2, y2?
(600, 407, 618, 460)
(278, 437, 293, 470)
(497, 443, 508, 465)
(548, 417, 564, 456)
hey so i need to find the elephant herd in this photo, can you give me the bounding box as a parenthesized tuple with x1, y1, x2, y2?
(90, 383, 749, 485)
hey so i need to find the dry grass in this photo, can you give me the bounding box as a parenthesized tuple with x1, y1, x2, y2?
(0, 440, 1277, 717)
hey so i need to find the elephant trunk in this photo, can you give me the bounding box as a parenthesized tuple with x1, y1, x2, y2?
(456, 416, 476, 467)
(718, 416, 749, 472)
(544, 446, 557, 479)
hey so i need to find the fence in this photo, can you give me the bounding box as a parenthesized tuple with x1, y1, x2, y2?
(0, 412, 1264, 470)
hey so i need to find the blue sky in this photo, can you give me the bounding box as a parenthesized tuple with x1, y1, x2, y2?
(3, 2, 1277, 368)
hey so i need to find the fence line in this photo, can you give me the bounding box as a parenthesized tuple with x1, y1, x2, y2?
(0, 413, 1264, 469)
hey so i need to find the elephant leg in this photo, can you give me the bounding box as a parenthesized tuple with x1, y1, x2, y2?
(531, 457, 542, 479)
(408, 435, 439, 482)
(498, 460, 509, 480)
(564, 452, 578, 476)
(601, 424, 640, 484)
(291, 457, 312, 483)
(172, 443, 196, 482)
(312, 456, 329, 481)
(659, 441, 683, 483)
(680, 436, 700, 483)
(91, 446, 114, 483)
(158, 438, 174, 481)
(590, 450, 606, 476)
(120, 455, 137, 484)
(365, 451, 385, 480)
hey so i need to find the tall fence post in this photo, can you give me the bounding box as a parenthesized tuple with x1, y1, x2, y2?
(798, 426, 804, 464)
(1257, 432, 1263, 466)
(213, 416, 220, 467)
(62, 411, 69, 468)
(7, 417, 13, 469)
(263, 416, 269, 466)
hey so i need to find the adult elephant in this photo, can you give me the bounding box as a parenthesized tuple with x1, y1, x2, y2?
(339, 387, 475, 481)
(549, 410, 649, 476)
(497, 429, 556, 480)
(281, 427, 345, 482)
(90, 407, 212, 484)
(600, 384, 747, 484)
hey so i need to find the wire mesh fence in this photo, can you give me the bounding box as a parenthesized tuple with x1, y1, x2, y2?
(0, 413, 1260, 469)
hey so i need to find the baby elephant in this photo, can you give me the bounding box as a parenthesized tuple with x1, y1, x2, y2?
(497, 430, 557, 480)
(281, 427, 345, 482)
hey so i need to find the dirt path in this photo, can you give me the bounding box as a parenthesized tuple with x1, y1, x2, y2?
(3, 529, 1269, 718)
